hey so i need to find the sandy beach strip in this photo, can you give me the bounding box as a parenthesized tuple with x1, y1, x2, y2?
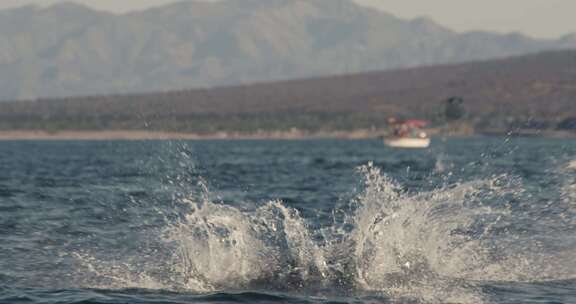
(0, 129, 572, 141)
(0, 129, 387, 141)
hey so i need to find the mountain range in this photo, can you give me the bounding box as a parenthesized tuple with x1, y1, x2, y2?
(1, 0, 575, 100)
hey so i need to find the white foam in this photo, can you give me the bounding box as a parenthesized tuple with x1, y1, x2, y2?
(73, 163, 576, 303)
(568, 160, 576, 170)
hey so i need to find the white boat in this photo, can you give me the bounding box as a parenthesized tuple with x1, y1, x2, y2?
(383, 119, 431, 149)
(384, 137, 431, 148)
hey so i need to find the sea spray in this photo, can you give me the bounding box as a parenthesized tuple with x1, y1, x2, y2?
(167, 198, 272, 291)
(164, 178, 330, 292)
(564, 160, 576, 208)
(339, 163, 515, 301)
(72, 161, 576, 303)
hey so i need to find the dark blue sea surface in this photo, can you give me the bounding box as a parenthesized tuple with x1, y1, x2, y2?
(0, 138, 575, 303)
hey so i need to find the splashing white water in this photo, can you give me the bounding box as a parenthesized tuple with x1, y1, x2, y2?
(74, 163, 576, 303)
(561, 160, 576, 221)
(567, 160, 576, 170)
(166, 196, 329, 292)
(336, 164, 515, 302)
(73, 251, 171, 290)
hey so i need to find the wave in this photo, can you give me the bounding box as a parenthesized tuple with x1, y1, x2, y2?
(73, 163, 576, 303)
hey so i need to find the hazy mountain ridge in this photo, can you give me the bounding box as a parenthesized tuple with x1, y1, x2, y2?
(0, 0, 575, 100)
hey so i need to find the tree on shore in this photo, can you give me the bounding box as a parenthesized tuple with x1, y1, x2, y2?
(558, 117, 576, 130)
(445, 96, 466, 122)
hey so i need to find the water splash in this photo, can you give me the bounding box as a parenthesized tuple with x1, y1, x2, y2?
(564, 160, 576, 201)
(434, 152, 451, 174)
(74, 163, 576, 303)
(567, 160, 576, 171)
(73, 251, 170, 290)
(165, 187, 329, 292)
(561, 160, 576, 224)
(334, 164, 513, 302)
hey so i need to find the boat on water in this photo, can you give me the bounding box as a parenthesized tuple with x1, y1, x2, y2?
(384, 136, 431, 148)
(383, 119, 431, 149)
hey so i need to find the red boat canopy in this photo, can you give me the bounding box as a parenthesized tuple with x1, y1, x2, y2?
(389, 119, 429, 128)
(403, 119, 429, 127)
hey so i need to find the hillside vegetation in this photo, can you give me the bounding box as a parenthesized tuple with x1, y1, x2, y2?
(0, 51, 575, 135)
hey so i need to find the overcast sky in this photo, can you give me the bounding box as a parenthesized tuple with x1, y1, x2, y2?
(1, 0, 575, 38)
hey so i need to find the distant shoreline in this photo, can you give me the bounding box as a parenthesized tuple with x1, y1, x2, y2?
(0, 130, 387, 141)
(0, 130, 573, 141)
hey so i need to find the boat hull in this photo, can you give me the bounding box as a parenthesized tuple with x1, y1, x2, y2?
(384, 137, 431, 148)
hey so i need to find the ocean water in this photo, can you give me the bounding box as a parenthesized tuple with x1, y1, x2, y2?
(0, 138, 575, 303)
